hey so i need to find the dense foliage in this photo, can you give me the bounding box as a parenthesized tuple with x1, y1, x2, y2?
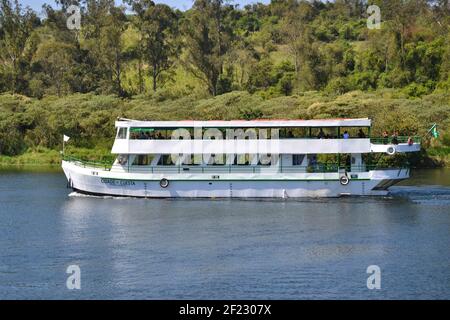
(0, 0, 449, 165)
(1, 90, 449, 166)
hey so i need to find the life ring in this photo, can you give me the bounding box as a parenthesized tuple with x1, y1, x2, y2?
(160, 178, 169, 189)
(387, 146, 396, 155)
(340, 175, 350, 186)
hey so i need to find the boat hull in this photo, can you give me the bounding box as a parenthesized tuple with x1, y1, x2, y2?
(62, 161, 409, 198)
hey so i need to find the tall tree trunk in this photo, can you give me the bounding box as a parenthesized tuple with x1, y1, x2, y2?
(115, 50, 122, 96)
(138, 55, 144, 94)
(152, 65, 157, 92)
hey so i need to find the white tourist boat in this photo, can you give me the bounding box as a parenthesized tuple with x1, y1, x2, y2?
(62, 118, 421, 198)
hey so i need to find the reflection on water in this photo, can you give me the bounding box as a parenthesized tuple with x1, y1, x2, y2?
(401, 168, 450, 187)
(0, 169, 449, 299)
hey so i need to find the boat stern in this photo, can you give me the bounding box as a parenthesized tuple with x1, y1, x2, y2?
(369, 168, 410, 194)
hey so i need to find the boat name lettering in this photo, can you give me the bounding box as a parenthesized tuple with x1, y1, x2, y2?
(101, 178, 136, 186)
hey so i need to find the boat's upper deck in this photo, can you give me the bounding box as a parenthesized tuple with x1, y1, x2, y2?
(111, 118, 421, 155)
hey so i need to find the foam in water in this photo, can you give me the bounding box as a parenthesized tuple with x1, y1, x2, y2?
(68, 192, 122, 199)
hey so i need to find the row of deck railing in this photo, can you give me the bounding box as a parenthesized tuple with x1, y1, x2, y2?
(63, 156, 407, 174)
(125, 135, 421, 143)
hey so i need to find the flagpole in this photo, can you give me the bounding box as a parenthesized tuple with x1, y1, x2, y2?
(427, 123, 436, 134)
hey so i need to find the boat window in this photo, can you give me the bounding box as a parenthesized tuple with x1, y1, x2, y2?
(293, 155, 305, 166)
(154, 130, 168, 139)
(259, 155, 279, 166)
(338, 127, 369, 139)
(158, 155, 173, 165)
(117, 155, 129, 166)
(311, 128, 338, 139)
(132, 155, 154, 166)
(130, 128, 155, 140)
(117, 128, 128, 139)
(284, 128, 309, 138)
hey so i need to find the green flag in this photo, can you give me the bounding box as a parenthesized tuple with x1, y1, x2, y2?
(428, 124, 439, 138)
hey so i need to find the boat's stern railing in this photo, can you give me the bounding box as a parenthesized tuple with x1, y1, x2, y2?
(370, 136, 421, 145)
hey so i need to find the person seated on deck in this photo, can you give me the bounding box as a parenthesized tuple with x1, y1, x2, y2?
(343, 131, 350, 139)
(357, 129, 366, 138)
(382, 131, 389, 144)
(317, 129, 325, 139)
(391, 131, 399, 145)
(407, 136, 414, 146)
(157, 132, 163, 140)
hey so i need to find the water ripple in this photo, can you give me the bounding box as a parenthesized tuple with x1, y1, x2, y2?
(390, 186, 450, 206)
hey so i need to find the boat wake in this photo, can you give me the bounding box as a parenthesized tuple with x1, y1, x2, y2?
(68, 192, 126, 200)
(389, 185, 450, 206)
(67, 186, 450, 206)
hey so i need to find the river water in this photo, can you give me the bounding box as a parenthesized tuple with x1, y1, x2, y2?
(0, 167, 449, 299)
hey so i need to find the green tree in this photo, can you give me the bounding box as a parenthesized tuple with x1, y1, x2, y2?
(102, 6, 128, 96)
(379, 0, 427, 67)
(32, 40, 76, 96)
(82, 2, 128, 96)
(126, 0, 180, 92)
(183, 0, 234, 96)
(0, 0, 38, 94)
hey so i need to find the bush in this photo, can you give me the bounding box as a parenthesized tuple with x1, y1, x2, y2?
(442, 131, 450, 147)
(239, 107, 264, 120)
(402, 83, 431, 98)
(377, 70, 411, 89)
(325, 77, 352, 95)
(246, 59, 276, 93)
(277, 72, 295, 96)
(216, 75, 233, 96)
(348, 72, 377, 91)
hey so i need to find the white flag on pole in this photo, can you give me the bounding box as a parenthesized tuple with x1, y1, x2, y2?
(64, 135, 70, 142)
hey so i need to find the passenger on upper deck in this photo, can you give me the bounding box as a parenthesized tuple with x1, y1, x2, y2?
(343, 131, 350, 139)
(392, 131, 399, 145)
(383, 131, 389, 144)
(317, 129, 325, 139)
(358, 129, 366, 138)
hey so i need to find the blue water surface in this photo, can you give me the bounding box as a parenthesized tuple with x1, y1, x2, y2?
(0, 169, 449, 299)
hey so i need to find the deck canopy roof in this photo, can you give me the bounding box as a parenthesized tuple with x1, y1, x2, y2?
(116, 118, 372, 128)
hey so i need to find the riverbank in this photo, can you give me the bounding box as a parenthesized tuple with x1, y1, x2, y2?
(0, 148, 61, 166)
(1, 147, 449, 168)
(0, 147, 113, 167)
(1, 91, 449, 166)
